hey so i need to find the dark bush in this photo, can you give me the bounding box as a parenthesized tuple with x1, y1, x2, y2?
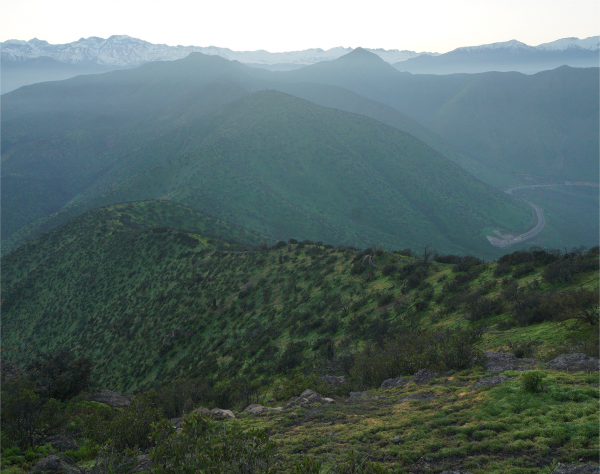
(452, 255, 482, 273)
(521, 371, 543, 393)
(467, 296, 504, 322)
(498, 247, 560, 267)
(493, 263, 511, 277)
(381, 264, 398, 276)
(512, 264, 534, 279)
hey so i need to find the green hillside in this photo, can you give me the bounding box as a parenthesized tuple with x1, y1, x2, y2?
(2, 201, 598, 473)
(266, 50, 599, 183)
(7, 91, 534, 257)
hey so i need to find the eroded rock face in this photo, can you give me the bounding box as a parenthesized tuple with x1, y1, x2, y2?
(320, 375, 347, 386)
(47, 434, 79, 452)
(546, 354, 600, 373)
(412, 369, 436, 385)
(554, 464, 600, 474)
(88, 389, 133, 408)
(381, 377, 407, 390)
(28, 455, 83, 473)
(471, 375, 515, 390)
(484, 352, 540, 375)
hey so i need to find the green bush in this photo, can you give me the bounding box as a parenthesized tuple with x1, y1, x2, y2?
(150, 413, 278, 474)
(521, 371, 543, 393)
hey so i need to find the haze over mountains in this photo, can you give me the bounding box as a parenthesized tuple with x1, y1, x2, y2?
(1, 34, 598, 93)
(3, 48, 598, 257)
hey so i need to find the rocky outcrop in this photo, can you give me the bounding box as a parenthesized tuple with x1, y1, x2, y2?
(87, 389, 133, 408)
(471, 375, 515, 390)
(46, 434, 79, 452)
(381, 377, 407, 390)
(546, 354, 599, 373)
(320, 375, 347, 386)
(554, 464, 600, 474)
(28, 455, 83, 473)
(412, 369, 436, 385)
(132, 454, 152, 473)
(244, 403, 284, 415)
(284, 389, 334, 408)
(484, 352, 540, 375)
(193, 406, 235, 419)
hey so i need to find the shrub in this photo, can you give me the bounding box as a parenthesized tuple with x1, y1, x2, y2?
(151, 414, 278, 474)
(493, 263, 511, 277)
(381, 264, 397, 276)
(512, 264, 534, 279)
(521, 371, 543, 393)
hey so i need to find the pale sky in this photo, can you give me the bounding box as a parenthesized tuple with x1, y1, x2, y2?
(2, 0, 598, 53)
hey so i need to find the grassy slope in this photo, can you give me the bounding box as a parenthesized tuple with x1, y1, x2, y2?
(13, 91, 532, 257)
(2, 201, 597, 393)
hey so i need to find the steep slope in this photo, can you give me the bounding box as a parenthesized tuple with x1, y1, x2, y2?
(1, 52, 480, 244)
(262, 51, 599, 182)
(30, 91, 532, 256)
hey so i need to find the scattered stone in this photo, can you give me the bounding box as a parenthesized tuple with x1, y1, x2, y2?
(244, 403, 283, 414)
(440, 471, 474, 474)
(87, 389, 133, 408)
(381, 377, 407, 390)
(398, 391, 436, 402)
(484, 352, 540, 375)
(290, 412, 298, 418)
(132, 454, 152, 473)
(320, 375, 347, 386)
(192, 407, 235, 419)
(284, 389, 327, 408)
(546, 354, 600, 373)
(554, 464, 600, 474)
(322, 397, 335, 404)
(412, 369, 436, 385)
(28, 455, 83, 473)
(391, 436, 401, 444)
(46, 434, 79, 452)
(471, 375, 515, 390)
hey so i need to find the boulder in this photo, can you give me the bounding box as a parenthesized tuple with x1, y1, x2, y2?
(381, 377, 407, 390)
(320, 375, 347, 386)
(87, 389, 133, 408)
(484, 352, 540, 375)
(46, 434, 79, 452)
(391, 436, 401, 444)
(412, 369, 436, 385)
(284, 389, 328, 408)
(546, 354, 600, 373)
(398, 391, 435, 402)
(244, 404, 283, 415)
(471, 375, 515, 390)
(170, 417, 183, 429)
(192, 407, 235, 419)
(440, 471, 474, 474)
(133, 454, 152, 473)
(29, 455, 83, 473)
(554, 465, 600, 474)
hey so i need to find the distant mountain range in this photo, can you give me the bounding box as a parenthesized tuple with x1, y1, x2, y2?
(393, 38, 599, 75)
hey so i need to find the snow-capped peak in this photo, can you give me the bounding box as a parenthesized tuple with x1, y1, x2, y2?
(536, 36, 600, 51)
(454, 39, 537, 53)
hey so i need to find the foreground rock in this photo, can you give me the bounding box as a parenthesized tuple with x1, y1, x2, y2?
(47, 434, 79, 452)
(320, 375, 347, 386)
(484, 352, 540, 375)
(244, 403, 283, 415)
(381, 377, 407, 389)
(29, 455, 83, 473)
(554, 464, 600, 474)
(193, 406, 236, 419)
(284, 389, 334, 408)
(412, 369, 436, 385)
(87, 389, 133, 408)
(546, 354, 600, 373)
(471, 375, 515, 390)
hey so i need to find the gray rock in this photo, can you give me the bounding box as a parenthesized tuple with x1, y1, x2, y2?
(88, 389, 133, 408)
(320, 375, 347, 386)
(132, 454, 152, 473)
(245, 403, 283, 414)
(398, 391, 435, 402)
(170, 417, 183, 429)
(440, 471, 474, 474)
(554, 464, 600, 474)
(471, 375, 515, 390)
(391, 436, 401, 444)
(29, 455, 83, 473)
(484, 352, 540, 375)
(192, 406, 236, 419)
(412, 369, 436, 385)
(546, 354, 600, 373)
(284, 389, 328, 408)
(46, 434, 79, 452)
(349, 391, 369, 399)
(381, 377, 407, 390)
